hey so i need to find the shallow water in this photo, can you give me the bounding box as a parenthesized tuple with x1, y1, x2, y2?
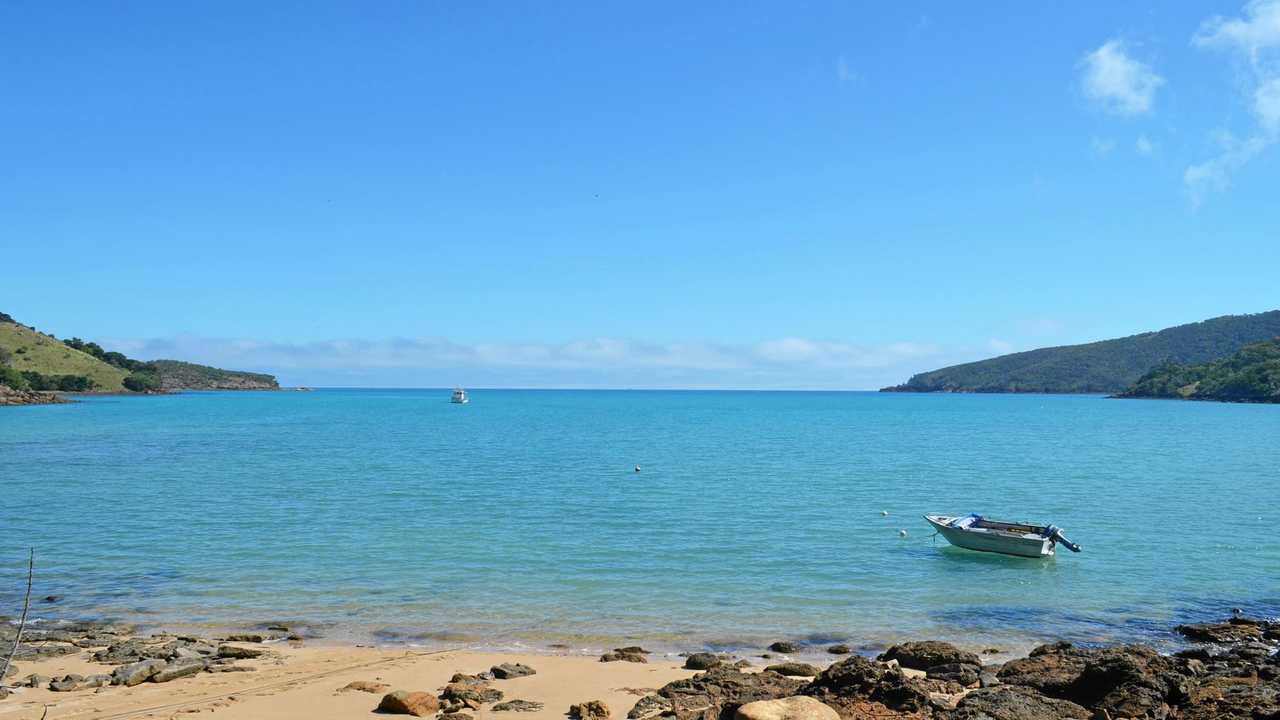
(1, 389, 1277, 653)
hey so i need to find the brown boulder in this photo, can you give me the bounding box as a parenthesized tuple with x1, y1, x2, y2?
(340, 680, 390, 693)
(735, 697, 840, 720)
(570, 700, 612, 720)
(377, 690, 441, 716)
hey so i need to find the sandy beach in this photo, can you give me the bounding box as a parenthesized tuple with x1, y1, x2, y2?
(3, 644, 699, 720)
(4, 615, 1279, 720)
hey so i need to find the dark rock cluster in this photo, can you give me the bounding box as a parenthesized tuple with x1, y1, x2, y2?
(626, 617, 1280, 720)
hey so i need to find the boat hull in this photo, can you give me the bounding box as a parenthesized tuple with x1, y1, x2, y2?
(926, 515, 1054, 558)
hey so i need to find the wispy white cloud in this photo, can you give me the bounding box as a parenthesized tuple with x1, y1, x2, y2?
(1135, 133, 1157, 155)
(1186, 0, 1280, 201)
(1091, 136, 1117, 156)
(101, 335, 961, 390)
(1079, 39, 1165, 116)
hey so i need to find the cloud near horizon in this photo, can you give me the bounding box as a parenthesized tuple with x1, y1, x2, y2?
(100, 335, 975, 390)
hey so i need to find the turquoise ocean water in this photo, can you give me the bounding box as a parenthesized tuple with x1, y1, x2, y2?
(2, 389, 1277, 654)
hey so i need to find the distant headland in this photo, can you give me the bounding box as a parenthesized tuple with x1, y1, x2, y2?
(881, 310, 1280, 399)
(0, 311, 278, 405)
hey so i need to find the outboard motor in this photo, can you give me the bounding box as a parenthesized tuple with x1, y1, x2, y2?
(1045, 525, 1082, 553)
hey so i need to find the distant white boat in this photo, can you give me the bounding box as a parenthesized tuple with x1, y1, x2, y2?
(925, 513, 1081, 558)
(450, 388, 469, 404)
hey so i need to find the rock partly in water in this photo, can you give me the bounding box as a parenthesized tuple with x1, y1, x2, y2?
(826, 645, 852, 655)
(602, 650, 649, 664)
(1177, 619, 1271, 644)
(877, 641, 980, 672)
(734, 696, 840, 720)
(769, 642, 802, 654)
(377, 690, 441, 717)
(685, 653, 724, 671)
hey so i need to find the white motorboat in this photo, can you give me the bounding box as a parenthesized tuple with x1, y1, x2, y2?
(925, 513, 1082, 558)
(450, 388, 469, 404)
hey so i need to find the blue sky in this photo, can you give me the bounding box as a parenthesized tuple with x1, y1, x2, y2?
(3, 1, 1279, 388)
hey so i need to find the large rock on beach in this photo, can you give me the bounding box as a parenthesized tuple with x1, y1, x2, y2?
(949, 685, 1090, 720)
(151, 660, 206, 683)
(765, 663, 821, 677)
(877, 641, 979, 671)
(925, 663, 980, 687)
(50, 674, 85, 692)
(632, 667, 806, 720)
(800, 655, 935, 718)
(112, 659, 167, 686)
(492, 662, 536, 679)
(440, 681, 503, 706)
(996, 642, 1189, 718)
(217, 644, 266, 659)
(735, 697, 839, 720)
(341, 680, 391, 693)
(377, 690, 441, 716)
(570, 700, 611, 720)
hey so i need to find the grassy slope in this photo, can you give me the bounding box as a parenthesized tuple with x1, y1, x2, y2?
(0, 322, 129, 391)
(883, 310, 1280, 394)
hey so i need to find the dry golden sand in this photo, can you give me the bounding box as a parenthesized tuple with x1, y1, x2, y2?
(0, 647, 710, 720)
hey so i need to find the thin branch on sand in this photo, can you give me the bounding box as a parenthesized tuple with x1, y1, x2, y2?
(1, 548, 34, 687)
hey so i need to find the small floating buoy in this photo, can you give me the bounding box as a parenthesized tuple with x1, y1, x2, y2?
(881, 510, 889, 516)
(634, 465, 641, 473)
(899, 529, 907, 537)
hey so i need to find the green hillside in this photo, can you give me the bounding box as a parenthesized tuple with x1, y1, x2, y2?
(1, 312, 279, 394)
(881, 310, 1280, 394)
(1116, 339, 1280, 403)
(0, 320, 129, 391)
(147, 360, 278, 391)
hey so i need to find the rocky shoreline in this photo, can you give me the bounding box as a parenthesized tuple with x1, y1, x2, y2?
(0, 384, 69, 406)
(3, 616, 1276, 718)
